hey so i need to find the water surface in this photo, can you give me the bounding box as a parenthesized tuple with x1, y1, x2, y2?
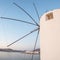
(0, 52, 40, 60)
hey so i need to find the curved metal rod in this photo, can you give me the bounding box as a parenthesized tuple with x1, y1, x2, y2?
(13, 2, 39, 26)
(33, 3, 40, 21)
(0, 17, 37, 26)
(7, 28, 39, 47)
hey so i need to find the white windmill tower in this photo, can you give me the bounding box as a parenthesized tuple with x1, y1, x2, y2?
(40, 9, 60, 60)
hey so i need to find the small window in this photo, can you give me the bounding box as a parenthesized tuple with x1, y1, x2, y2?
(46, 12, 53, 20)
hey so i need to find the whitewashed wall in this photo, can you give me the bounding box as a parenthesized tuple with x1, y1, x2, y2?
(40, 9, 60, 60)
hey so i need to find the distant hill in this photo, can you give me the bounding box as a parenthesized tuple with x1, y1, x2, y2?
(0, 48, 40, 54)
(34, 48, 40, 51)
(0, 48, 24, 53)
(34, 48, 40, 54)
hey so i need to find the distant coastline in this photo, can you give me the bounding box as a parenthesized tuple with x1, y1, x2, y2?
(0, 48, 40, 54)
(0, 48, 24, 53)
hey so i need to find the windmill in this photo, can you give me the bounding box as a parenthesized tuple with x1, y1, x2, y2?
(40, 9, 60, 60)
(0, 2, 40, 60)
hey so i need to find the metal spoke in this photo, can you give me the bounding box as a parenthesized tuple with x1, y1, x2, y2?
(31, 30, 39, 60)
(33, 3, 40, 21)
(7, 28, 39, 47)
(34, 30, 39, 51)
(0, 17, 37, 26)
(13, 2, 39, 26)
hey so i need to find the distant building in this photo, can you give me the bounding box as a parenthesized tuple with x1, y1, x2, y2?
(25, 49, 40, 54)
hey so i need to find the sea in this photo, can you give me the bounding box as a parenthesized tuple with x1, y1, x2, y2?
(0, 52, 40, 60)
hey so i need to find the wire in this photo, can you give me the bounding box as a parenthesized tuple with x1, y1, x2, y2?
(13, 2, 39, 26)
(7, 28, 39, 47)
(0, 16, 37, 26)
(33, 2, 40, 21)
(31, 30, 39, 60)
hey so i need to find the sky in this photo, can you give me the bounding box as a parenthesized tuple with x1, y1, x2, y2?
(0, 0, 60, 50)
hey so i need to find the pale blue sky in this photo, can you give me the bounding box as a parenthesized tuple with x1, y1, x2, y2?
(0, 0, 60, 50)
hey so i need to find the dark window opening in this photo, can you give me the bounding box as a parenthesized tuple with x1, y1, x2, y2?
(46, 12, 53, 20)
